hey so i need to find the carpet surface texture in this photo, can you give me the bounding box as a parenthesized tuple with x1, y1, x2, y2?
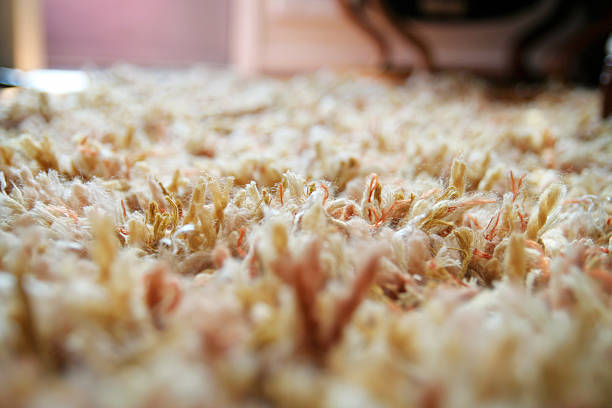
(0, 67, 611, 408)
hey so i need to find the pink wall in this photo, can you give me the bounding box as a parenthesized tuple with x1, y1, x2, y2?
(43, 0, 229, 67)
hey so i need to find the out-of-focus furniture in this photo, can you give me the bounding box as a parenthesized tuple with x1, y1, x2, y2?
(230, 0, 553, 76)
(0, 0, 47, 69)
(231, 0, 612, 86)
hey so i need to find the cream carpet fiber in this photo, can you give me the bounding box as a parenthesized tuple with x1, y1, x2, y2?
(1, 67, 611, 407)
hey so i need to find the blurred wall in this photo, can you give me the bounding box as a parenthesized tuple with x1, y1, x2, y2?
(43, 0, 229, 67)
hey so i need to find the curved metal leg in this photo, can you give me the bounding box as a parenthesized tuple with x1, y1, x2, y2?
(337, 0, 392, 70)
(376, 0, 433, 71)
(510, 0, 573, 80)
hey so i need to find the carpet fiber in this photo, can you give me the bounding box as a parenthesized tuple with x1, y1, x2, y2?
(1, 67, 611, 408)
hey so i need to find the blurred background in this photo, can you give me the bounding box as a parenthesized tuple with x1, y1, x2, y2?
(1, 0, 611, 84)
